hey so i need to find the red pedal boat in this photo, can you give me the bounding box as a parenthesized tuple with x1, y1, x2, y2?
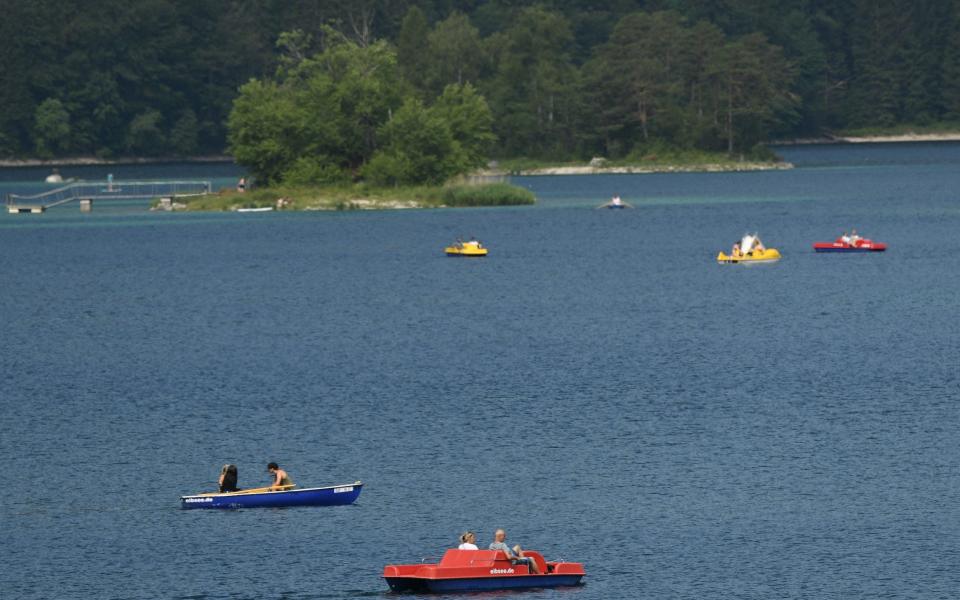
(813, 237, 887, 252)
(383, 549, 585, 593)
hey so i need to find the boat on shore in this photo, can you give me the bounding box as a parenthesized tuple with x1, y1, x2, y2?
(180, 481, 362, 509)
(384, 549, 585, 593)
(813, 238, 886, 252)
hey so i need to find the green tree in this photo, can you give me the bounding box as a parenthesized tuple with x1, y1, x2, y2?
(126, 110, 165, 156)
(592, 12, 690, 147)
(683, 20, 726, 147)
(365, 98, 460, 185)
(942, 0, 960, 119)
(425, 12, 486, 94)
(228, 80, 306, 184)
(712, 33, 798, 152)
(298, 36, 406, 168)
(845, 0, 908, 127)
(397, 6, 431, 94)
(33, 98, 71, 157)
(169, 109, 199, 156)
(486, 7, 580, 157)
(432, 83, 496, 168)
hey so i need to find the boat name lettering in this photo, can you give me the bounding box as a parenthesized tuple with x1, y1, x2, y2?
(490, 568, 514, 575)
(184, 497, 213, 503)
(333, 486, 354, 493)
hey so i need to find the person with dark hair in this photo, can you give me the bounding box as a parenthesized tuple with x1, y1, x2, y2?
(218, 464, 239, 493)
(267, 462, 293, 490)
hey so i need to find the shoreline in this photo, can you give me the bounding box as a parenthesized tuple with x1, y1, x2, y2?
(0, 155, 234, 167)
(164, 182, 535, 212)
(772, 133, 960, 145)
(480, 161, 793, 176)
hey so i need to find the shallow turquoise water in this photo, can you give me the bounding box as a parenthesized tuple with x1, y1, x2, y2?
(1, 145, 959, 599)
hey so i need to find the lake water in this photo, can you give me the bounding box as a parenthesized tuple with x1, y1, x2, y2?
(2, 144, 959, 599)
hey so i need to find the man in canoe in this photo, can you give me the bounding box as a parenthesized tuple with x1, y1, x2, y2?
(267, 462, 294, 490)
(489, 529, 541, 574)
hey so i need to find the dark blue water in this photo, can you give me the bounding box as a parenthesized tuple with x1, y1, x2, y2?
(2, 145, 959, 599)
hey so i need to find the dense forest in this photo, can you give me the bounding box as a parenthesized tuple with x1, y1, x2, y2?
(3, 0, 959, 162)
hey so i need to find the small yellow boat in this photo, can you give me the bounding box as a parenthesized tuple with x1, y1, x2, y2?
(717, 248, 781, 264)
(445, 240, 488, 257)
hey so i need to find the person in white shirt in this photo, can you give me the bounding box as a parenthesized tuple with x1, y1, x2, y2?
(840, 231, 851, 244)
(458, 531, 479, 550)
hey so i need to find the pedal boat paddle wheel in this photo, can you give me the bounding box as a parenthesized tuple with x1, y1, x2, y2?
(383, 549, 585, 593)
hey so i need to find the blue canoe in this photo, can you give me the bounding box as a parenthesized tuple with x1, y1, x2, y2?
(180, 481, 362, 509)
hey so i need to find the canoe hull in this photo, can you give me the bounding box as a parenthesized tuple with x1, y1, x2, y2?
(180, 483, 362, 509)
(385, 574, 583, 593)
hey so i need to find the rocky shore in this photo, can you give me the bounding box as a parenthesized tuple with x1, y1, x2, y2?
(772, 133, 960, 145)
(481, 161, 793, 176)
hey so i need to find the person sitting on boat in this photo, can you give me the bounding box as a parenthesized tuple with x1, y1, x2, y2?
(267, 462, 294, 490)
(753, 237, 765, 253)
(611, 195, 623, 207)
(731, 241, 742, 258)
(489, 529, 541, 574)
(458, 531, 479, 550)
(218, 464, 239, 493)
(849, 229, 861, 246)
(840, 231, 851, 244)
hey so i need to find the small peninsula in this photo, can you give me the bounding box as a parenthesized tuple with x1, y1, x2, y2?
(163, 182, 535, 212)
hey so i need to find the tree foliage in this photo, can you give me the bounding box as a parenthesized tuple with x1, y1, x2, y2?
(229, 37, 495, 186)
(3, 0, 959, 160)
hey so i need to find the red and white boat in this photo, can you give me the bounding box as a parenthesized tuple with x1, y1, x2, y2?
(813, 237, 887, 252)
(383, 549, 585, 592)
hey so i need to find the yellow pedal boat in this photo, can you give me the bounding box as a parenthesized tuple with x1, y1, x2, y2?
(717, 248, 781, 264)
(445, 240, 488, 257)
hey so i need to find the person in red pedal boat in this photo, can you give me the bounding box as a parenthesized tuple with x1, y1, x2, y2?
(489, 529, 542, 574)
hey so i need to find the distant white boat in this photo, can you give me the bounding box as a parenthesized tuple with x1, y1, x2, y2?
(235, 207, 273, 213)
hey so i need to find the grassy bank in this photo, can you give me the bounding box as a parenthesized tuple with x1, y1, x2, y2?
(163, 182, 535, 211)
(489, 147, 789, 175)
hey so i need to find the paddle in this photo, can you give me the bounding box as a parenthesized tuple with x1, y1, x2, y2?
(196, 484, 296, 497)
